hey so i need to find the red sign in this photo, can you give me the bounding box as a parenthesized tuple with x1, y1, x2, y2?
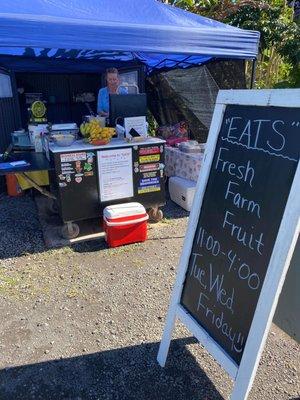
(139, 163, 160, 172)
(139, 146, 160, 156)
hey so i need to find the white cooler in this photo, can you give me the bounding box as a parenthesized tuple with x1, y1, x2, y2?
(169, 176, 197, 211)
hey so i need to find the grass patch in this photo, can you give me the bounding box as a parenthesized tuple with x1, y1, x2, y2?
(0, 269, 19, 296)
(131, 259, 145, 268)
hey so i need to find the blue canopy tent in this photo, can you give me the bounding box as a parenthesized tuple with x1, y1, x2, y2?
(0, 0, 260, 155)
(0, 0, 260, 73)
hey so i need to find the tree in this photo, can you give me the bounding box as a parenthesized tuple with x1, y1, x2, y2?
(160, 0, 300, 88)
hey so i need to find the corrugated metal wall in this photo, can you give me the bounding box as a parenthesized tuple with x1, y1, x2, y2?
(16, 73, 101, 127)
(0, 71, 21, 192)
(0, 72, 21, 153)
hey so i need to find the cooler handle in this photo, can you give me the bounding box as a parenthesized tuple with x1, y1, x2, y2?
(104, 215, 149, 226)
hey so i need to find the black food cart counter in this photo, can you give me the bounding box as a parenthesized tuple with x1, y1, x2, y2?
(49, 137, 166, 238)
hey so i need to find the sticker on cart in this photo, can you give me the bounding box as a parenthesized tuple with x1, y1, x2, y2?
(84, 171, 94, 177)
(87, 158, 94, 164)
(59, 174, 65, 181)
(138, 185, 161, 194)
(75, 161, 82, 173)
(84, 162, 93, 172)
(61, 165, 74, 172)
(139, 146, 160, 156)
(139, 154, 160, 164)
(61, 169, 75, 175)
(59, 182, 67, 187)
(142, 171, 157, 178)
(66, 174, 71, 183)
(60, 152, 87, 163)
(139, 177, 160, 187)
(139, 163, 160, 172)
(160, 145, 163, 153)
(75, 173, 83, 177)
(75, 176, 82, 183)
(134, 167, 139, 173)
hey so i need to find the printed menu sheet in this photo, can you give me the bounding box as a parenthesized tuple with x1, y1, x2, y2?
(97, 148, 133, 202)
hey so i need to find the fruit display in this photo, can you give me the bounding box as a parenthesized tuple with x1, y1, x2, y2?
(80, 118, 115, 145)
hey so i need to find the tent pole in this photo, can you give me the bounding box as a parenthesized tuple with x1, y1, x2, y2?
(250, 58, 257, 89)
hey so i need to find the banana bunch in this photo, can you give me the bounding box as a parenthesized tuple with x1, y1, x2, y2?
(80, 118, 101, 137)
(80, 118, 115, 143)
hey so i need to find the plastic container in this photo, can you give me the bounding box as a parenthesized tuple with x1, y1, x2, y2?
(11, 130, 31, 147)
(103, 202, 148, 247)
(28, 124, 48, 152)
(84, 116, 106, 127)
(51, 133, 76, 147)
(50, 123, 78, 135)
(5, 174, 23, 197)
(97, 117, 106, 127)
(169, 176, 197, 211)
(178, 141, 202, 153)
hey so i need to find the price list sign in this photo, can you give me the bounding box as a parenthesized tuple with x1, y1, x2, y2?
(158, 90, 300, 400)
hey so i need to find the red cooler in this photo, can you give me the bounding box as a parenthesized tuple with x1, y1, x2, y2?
(103, 202, 149, 248)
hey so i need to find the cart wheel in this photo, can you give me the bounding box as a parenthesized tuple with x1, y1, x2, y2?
(61, 222, 80, 240)
(148, 208, 164, 223)
(48, 199, 59, 215)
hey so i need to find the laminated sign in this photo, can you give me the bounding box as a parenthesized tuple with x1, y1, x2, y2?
(157, 89, 300, 400)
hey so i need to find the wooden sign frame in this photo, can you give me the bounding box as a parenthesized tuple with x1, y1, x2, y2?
(157, 89, 300, 399)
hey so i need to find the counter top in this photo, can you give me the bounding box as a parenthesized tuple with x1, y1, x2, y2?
(49, 137, 165, 153)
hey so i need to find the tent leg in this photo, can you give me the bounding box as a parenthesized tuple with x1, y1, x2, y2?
(250, 59, 257, 89)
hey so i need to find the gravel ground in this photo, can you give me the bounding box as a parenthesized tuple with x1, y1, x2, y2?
(0, 194, 299, 400)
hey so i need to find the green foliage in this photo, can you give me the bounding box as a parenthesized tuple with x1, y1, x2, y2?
(147, 110, 158, 136)
(221, 1, 300, 87)
(168, 0, 300, 88)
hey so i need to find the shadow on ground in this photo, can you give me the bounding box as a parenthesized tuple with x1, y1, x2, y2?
(0, 338, 224, 400)
(0, 193, 46, 260)
(0, 192, 188, 259)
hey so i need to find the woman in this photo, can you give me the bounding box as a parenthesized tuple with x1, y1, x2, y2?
(97, 67, 127, 117)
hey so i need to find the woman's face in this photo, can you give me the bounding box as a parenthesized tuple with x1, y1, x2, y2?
(106, 73, 120, 90)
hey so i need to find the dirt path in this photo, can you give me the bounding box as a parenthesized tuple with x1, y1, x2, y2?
(0, 195, 299, 400)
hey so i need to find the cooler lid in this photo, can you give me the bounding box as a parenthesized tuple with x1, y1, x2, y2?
(28, 124, 48, 131)
(103, 202, 146, 220)
(171, 176, 197, 189)
(51, 123, 77, 131)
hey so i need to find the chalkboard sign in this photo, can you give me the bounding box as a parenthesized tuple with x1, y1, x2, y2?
(158, 89, 300, 400)
(181, 104, 299, 364)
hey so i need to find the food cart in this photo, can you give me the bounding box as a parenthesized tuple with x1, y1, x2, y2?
(49, 137, 165, 238)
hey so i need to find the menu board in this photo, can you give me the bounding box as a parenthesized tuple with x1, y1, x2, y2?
(180, 105, 299, 365)
(97, 148, 133, 202)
